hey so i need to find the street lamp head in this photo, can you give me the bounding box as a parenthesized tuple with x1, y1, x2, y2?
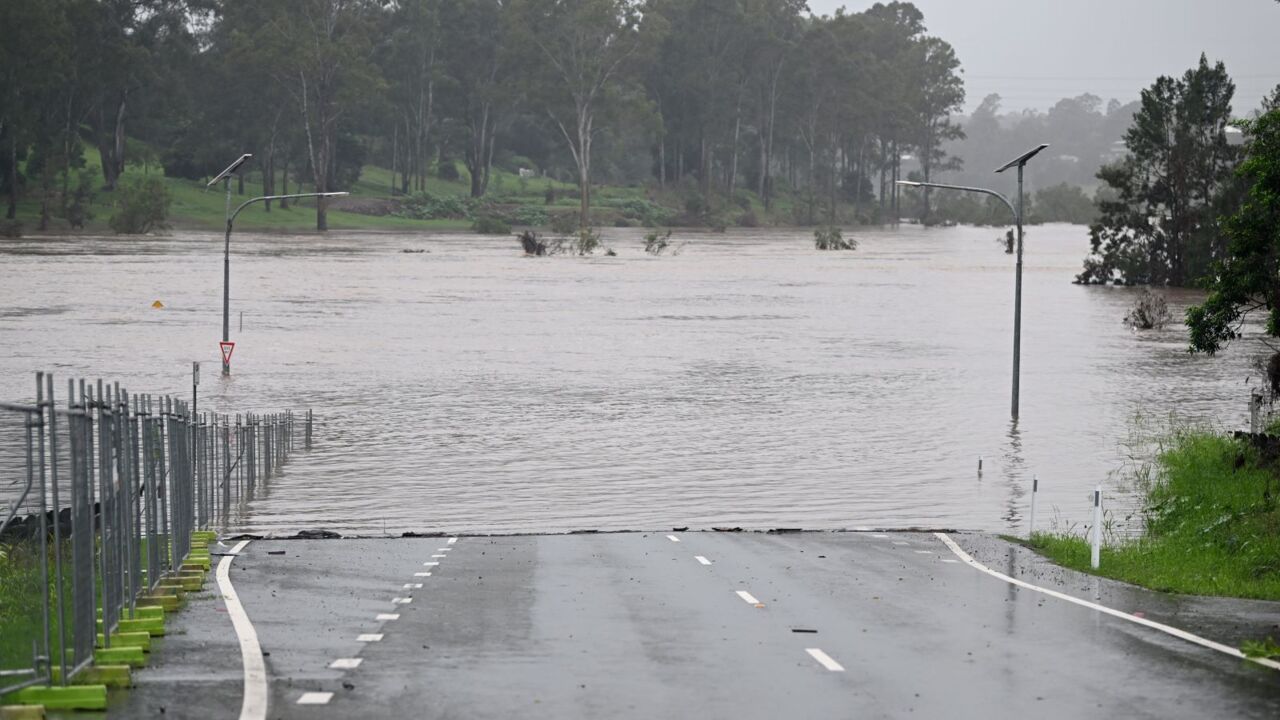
(208, 153, 254, 188)
(319, 192, 350, 198)
(895, 180, 923, 187)
(994, 144, 1049, 174)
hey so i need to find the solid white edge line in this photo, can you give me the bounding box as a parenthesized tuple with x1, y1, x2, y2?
(805, 648, 845, 672)
(934, 532, 1280, 672)
(736, 590, 760, 605)
(217, 539, 268, 720)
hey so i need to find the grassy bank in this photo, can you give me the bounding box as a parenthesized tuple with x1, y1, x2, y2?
(1026, 431, 1280, 602)
(5, 144, 843, 237)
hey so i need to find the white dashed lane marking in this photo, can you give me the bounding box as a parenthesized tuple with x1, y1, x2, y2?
(736, 590, 761, 605)
(376, 613, 399, 621)
(447, 537, 458, 544)
(667, 535, 681, 542)
(423, 562, 439, 567)
(695, 556, 712, 565)
(414, 572, 432, 577)
(914, 550, 933, 555)
(357, 634, 383, 642)
(329, 658, 362, 670)
(806, 648, 845, 672)
(392, 597, 412, 605)
(403, 583, 423, 589)
(297, 692, 333, 705)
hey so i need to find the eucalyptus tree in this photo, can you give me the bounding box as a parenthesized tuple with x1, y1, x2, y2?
(741, 0, 805, 208)
(508, 0, 654, 227)
(907, 35, 964, 222)
(0, 0, 68, 219)
(257, 0, 385, 230)
(382, 0, 441, 195)
(438, 0, 507, 198)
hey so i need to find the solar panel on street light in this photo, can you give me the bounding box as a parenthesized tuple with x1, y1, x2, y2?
(208, 153, 253, 187)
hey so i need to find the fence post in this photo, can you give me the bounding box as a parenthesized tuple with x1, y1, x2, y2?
(1028, 474, 1038, 538)
(1090, 485, 1102, 569)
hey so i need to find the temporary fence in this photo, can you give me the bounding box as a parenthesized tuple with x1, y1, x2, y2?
(0, 372, 310, 701)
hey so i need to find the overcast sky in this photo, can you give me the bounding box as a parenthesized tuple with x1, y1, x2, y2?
(808, 0, 1280, 115)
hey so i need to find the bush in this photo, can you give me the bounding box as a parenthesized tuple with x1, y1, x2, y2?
(512, 206, 549, 226)
(437, 161, 460, 181)
(814, 226, 856, 250)
(737, 210, 759, 227)
(1125, 289, 1170, 329)
(544, 183, 556, 205)
(395, 192, 470, 221)
(0, 219, 22, 238)
(603, 197, 676, 226)
(109, 176, 170, 234)
(472, 216, 512, 235)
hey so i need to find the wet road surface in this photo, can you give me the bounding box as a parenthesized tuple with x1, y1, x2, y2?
(105, 532, 1280, 719)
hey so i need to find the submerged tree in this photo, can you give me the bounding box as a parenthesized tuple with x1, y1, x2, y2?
(1186, 108, 1280, 355)
(1077, 55, 1241, 286)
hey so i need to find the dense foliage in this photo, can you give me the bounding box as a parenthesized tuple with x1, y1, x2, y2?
(1187, 105, 1280, 354)
(0, 0, 967, 231)
(1077, 56, 1243, 286)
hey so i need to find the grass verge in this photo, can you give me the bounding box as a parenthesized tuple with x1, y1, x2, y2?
(1025, 431, 1279, 602)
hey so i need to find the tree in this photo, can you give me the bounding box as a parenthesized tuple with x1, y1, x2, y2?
(261, 0, 384, 230)
(1077, 55, 1241, 286)
(439, 0, 505, 198)
(908, 35, 965, 223)
(1186, 109, 1280, 356)
(509, 0, 650, 228)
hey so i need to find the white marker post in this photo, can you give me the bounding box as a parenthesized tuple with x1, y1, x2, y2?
(1090, 485, 1102, 569)
(1028, 475, 1038, 537)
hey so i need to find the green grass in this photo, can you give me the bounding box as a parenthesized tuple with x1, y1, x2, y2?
(0, 542, 71, 685)
(1026, 431, 1280, 601)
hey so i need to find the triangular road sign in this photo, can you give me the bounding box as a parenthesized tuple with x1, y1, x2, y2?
(220, 341, 236, 365)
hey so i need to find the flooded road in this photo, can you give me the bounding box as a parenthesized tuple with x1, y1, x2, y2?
(0, 225, 1263, 535)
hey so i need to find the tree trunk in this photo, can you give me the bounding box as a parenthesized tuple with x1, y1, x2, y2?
(6, 132, 16, 220)
(699, 134, 710, 201)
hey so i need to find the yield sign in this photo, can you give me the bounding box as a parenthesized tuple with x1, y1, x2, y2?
(220, 341, 236, 365)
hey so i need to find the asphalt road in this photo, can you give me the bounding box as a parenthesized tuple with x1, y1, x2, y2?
(102, 532, 1280, 719)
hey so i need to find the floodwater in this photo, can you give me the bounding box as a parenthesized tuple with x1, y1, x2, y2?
(0, 225, 1264, 535)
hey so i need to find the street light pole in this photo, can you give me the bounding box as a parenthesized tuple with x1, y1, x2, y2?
(897, 143, 1048, 421)
(208, 152, 349, 377)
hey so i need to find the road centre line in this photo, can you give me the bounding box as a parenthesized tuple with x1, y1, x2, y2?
(423, 562, 439, 566)
(934, 532, 1280, 672)
(431, 554, 447, 558)
(914, 550, 933, 554)
(329, 658, 362, 670)
(392, 597, 413, 604)
(414, 572, 432, 577)
(695, 556, 712, 565)
(667, 535, 681, 542)
(403, 583, 423, 589)
(736, 590, 761, 605)
(805, 648, 845, 672)
(376, 613, 400, 621)
(215, 539, 267, 720)
(447, 537, 458, 544)
(357, 634, 384, 642)
(296, 692, 333, 705)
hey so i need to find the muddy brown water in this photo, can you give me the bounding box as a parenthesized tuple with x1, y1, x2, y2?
(0, 225, 1264, 535)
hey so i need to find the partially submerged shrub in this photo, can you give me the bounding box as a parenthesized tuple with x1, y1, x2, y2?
(575, 227, 601, 255)
(472, 215, 512, 235)
(519, 230, 549, 256)
(1125, 289, 1170, 330)
(109, 176, 170, 234)
(997, 229, 1015, 254)
(643, 229, 685, 256)
(814, 226, 855, 250)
